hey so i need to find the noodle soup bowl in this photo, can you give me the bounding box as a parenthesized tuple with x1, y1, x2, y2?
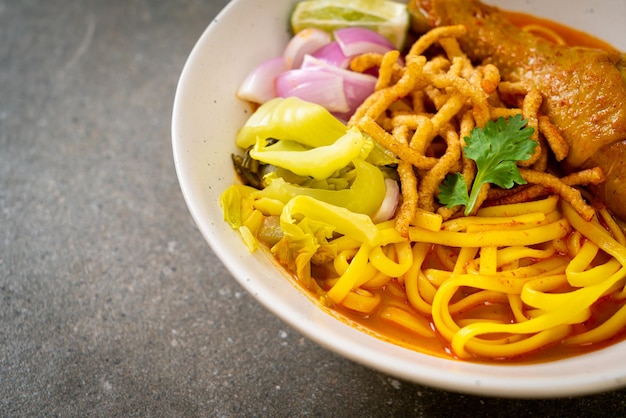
(172, 0, 626, 397)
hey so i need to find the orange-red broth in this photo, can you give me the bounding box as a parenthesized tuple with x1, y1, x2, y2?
(312, 243, 626, 364)
(252, 12, 625, 363)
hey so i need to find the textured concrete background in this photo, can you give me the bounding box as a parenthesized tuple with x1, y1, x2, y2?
(2, 0, 626, 416)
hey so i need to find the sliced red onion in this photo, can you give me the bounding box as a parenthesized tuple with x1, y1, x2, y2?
(238, 27, 392, 113)
(236, 56, 287, 104)
(372, 179, 400, 223)
(334, 27, 396, 57)
(275, 69, 349, 113)
(310, 41, 351, 69)
(341, 70, 377, 116)
(301, 55, 377, 117)
(283, 28, 332, 70)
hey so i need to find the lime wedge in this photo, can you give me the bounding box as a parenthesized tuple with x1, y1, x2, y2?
(290, 0, 409, 50)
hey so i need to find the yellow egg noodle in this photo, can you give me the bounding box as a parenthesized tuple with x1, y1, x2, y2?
(230, 25, 626, 360)
(307, 195, 626, 360)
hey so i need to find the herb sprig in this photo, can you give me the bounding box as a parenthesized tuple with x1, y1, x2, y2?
(438, 115, 536, 215)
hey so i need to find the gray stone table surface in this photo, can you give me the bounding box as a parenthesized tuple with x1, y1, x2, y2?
(2, 0, 626, 416)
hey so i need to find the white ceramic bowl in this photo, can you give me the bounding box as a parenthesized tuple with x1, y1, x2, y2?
(172, 0, 626, 397)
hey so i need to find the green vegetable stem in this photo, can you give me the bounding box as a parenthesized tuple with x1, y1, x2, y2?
(235, 96, 347, 149)
(260, 158, 386, 217)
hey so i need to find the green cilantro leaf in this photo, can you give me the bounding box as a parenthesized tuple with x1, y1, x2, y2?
(438, 115, 536, 215)
(438, 172, 469, 208)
